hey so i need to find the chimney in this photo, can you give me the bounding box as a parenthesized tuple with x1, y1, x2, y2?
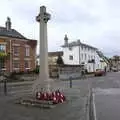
(5, 17, 11, 30)
(64, 34, 68, 45)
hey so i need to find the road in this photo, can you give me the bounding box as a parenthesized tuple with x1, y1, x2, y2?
(92, 72, 120, 120)
(0, 72, 120, 120)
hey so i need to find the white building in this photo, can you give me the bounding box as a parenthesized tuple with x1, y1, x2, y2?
(61, 35, 108, 72)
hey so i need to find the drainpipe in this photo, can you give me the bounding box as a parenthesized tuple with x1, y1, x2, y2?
(10, 40, 12, 73)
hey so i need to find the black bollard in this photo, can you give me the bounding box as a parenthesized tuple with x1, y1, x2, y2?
(4, 79, 7, 95)
(69, 77, 72, 88)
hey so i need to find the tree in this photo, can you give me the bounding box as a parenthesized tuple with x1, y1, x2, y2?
(0, 52, 10, 73)
(56, 55, 64, 79)
(56, 55, 64, 65)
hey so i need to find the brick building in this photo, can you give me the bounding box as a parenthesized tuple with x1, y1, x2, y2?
(0, 17, 37, 73)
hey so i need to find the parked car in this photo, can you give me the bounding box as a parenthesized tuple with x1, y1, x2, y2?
(94, 69, 105, 76)
(112, 67, 118, 72)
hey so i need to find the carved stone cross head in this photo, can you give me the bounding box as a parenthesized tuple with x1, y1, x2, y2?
(36, 6, 51, 23)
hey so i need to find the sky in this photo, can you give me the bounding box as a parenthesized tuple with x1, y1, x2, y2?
(0, 0, 120, 57)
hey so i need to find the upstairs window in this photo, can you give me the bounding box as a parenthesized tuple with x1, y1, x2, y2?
(13, 46, 19, 56)
(91, 56, 93, 59)
(81, 46, 83, 50)
(69, 55, 73, 60)
(85, 54, 87, 60)
(25, 47, 30, 56)
(88, 48, 90, 51)
(81, 53, 83, 60)
(84, 47, 86, 51)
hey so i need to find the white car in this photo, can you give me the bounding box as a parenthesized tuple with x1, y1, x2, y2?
(112, 67, 118, 72)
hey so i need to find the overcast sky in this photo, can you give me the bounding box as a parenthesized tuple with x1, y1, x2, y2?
(0, 0, 120, 57)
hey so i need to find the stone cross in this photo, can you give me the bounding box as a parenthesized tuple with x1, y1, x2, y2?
(33, 6, 51, 93)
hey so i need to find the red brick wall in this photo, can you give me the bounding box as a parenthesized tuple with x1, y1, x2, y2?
(0, 37, 37, 73)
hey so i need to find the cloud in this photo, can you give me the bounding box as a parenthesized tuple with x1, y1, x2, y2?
(0, 0, 120, 57)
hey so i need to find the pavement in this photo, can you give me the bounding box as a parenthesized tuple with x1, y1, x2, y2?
(0, 77, 90, 120)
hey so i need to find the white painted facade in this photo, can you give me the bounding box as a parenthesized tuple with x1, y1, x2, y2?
(63, 46, 79, 65)
(62, 38, 108, 72)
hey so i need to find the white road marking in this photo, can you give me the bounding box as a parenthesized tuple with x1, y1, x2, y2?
(92, 88, 97, 120)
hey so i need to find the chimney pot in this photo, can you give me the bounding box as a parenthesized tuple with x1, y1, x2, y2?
(5, 17, 11, 30)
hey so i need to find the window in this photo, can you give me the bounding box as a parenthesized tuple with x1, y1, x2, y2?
(0, 44, 5, 52)
(81, 53, 83, 60)
(91, 56, 93, 59)
(85, 54, 87, 60)
(84, 47, 86, 51)
(25, 47, 30, 56)
(0, 59, 5, 69)
(88, 48, 89, 51)
(69, 47, 72, 51)
(13, 46, 19, 56)
(82, 47, 84, 51)
(69, 55, 73, 60)
(81, 46, 83, 50)
(13, 60, 19, 68)
(89, 55, 90, 60)
(25, 60, 30, 68)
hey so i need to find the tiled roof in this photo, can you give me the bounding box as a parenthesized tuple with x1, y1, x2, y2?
(61, 41, 97, 50)
(0, 27, 26, 39)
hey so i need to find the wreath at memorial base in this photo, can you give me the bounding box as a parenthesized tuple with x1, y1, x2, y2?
(36, 90, 66, 104)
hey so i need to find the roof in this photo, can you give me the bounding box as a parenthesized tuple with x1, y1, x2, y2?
(0, 26, 27, 39)
(61, 40, 97, 50)
(37, 51, 63, 58)
(96, 50, 110, 64)
(48, 51, 63, 57)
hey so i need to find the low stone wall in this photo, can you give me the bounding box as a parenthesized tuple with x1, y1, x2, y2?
(59, 65, 82, 80)
(59, 73, 81, 80)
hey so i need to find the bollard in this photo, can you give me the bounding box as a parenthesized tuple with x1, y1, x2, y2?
(69, 77, 72, 88)
(4, 79, 7, 95)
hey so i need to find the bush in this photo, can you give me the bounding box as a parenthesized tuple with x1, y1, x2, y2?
(56, 55, 64, 65)
(33, 66, 39, 74)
